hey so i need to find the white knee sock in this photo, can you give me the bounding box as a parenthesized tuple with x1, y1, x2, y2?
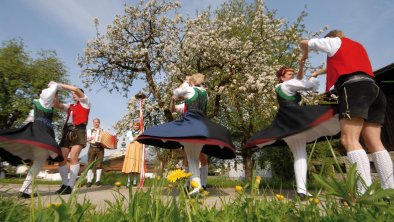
(184, 167, 190, 187)
(69, 164, 80, 188)
(372, 150, 394, 189)
(287, 139, 308, 195)
(127, 174, 131, 186)
(20, 156, 46, 194)
(58, 164, 69, 186)
(96, 169, 102, 182)
(182, 143, 203, 191)
(87, 169, 93, 183)
(200, 165, 208, 187)
(347, 149, 372, 194)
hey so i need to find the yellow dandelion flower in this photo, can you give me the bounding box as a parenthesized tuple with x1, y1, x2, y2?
(308, 197, 319, 204)
(199, 199, 205, 205)
(190, 180, 199, 189)
(255, 176, 262, 181)
(114, 181, 122, 187)
(203, 190, 210, 196)
(276, 194, 285, 201)
(168, 183, 173, 188)
(54, 203, 62, 207)
(156, 175, 161, 180)
(167, 169, 190, 183)
(235, 185, 243, 192)
(46, 203, 52, 208)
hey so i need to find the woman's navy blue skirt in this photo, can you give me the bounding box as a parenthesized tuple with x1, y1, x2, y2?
(137, 110, 236, 159)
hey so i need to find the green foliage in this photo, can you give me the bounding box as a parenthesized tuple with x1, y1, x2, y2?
(0, 191, 29, 222)
(256, 146, 294, 180)
(0, 39, 68, 128)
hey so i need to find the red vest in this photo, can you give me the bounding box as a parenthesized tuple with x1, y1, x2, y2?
(326, 37, 374, 92)
(68, 102, 90, 125)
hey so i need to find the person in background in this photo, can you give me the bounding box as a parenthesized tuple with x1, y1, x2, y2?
(54, 84, 91, 195)
(300, 29, 394, 193)
(86, 118, 105, 187)
(122, 120, 143, 187)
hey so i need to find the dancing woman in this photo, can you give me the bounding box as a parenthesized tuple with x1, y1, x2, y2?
(244, 59, 340, 199)
(137, 73, 236, 195)
(300, 30, 394, 193)
(0, 82, 63, 198)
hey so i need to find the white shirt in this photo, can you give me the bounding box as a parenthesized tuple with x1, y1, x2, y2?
(173, 85, 206, 100)
(308, 37, 342, 57)
(62, 95, 91, 112)
(126, 130, 140, 142)
(276, 78, 320, 96)
(87, 128, 102, 143)
(39, 82, 59, 109)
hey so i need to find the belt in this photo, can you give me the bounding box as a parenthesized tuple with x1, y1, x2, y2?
(335, 73, 375, 90)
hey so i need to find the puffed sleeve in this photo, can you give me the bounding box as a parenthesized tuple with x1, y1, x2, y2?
(39, 82, 59, 109)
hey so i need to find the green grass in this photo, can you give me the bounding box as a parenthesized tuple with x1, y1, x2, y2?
(2, 170, 394, 222)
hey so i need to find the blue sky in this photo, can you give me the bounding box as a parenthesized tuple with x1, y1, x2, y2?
(1, 0, 393, 156)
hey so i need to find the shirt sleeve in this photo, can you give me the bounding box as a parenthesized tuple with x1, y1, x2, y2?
(78, 95, 91, 109)
(126, 131, 135, 142)
(175, 103, 185, 114)
(86, 129, 92, 138)
(173, 86, 195, 99)
(308, 37, 341, 57)
(38, 83, 58, 109)
(23, 109, 34, 124)
(280, 78, 320, 96)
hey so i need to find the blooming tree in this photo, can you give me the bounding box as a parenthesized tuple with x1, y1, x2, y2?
(80, 0, 325, 180)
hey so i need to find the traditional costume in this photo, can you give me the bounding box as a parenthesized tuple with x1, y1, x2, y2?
(244, 77, 340, 197)
(122, 124, 143, 186)
(56, 91, 90, 194)
(86, 125, 105, 187)
(0, 82, 63, 197)
(308, 35, 394, 192)
(137, 79, 235, 195)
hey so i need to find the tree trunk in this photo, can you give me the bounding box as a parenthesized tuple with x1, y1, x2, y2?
(242, 149, 253, 182)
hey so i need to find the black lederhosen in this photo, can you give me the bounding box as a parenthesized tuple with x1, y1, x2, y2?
(59, 124, 88, 148)
(335, 73, 387, 124)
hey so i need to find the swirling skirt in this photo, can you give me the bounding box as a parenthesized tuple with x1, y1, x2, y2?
(0, 122, 63, 166)
(137, 111, 236, 159)
(244, 105, 340, 149)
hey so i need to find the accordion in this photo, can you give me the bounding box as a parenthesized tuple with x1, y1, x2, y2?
(92, 130, 117, 149)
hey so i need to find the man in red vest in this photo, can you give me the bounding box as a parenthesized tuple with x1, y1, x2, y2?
(54, 84, 91, 194)
(300, 30, 394, 193)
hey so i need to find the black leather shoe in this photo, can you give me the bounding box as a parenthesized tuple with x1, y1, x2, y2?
(18, 192, 37, 199)
(95, 181, 101, 186)
(55, 184, 67, 194)
(86, 182, 92, 188)
(297, 192, 312, 201)
(61, 186, 72, 195)
(56, 185, 72, 195)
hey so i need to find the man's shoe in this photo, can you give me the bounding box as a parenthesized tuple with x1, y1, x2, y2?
(86, 182, 92, 188)
(18, 192, 37, 199)
(55, 184, 67, 194)
(95, 181, 101, 186)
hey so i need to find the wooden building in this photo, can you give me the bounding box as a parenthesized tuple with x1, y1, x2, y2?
(375, 63, 394, 150)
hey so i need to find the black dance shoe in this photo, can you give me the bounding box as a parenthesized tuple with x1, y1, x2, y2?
(95, 181, 101, 186)
(55, 184, 68, 194)
(18, 192, 37, 199)
(86, 182, 92, 188)
(55, 184, 72, 195)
